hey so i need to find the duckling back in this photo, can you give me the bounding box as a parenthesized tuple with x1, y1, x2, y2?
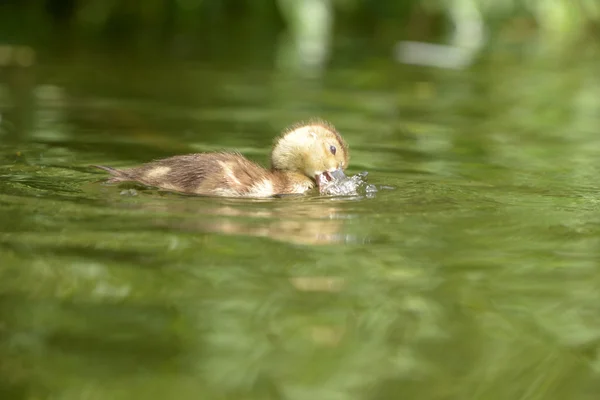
(94, 153, 313, 198)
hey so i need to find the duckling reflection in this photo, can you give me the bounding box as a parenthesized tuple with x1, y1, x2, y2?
(198, 204, 348, 245)
(102, 193, 362, 245)
(94, 119, 349, 197)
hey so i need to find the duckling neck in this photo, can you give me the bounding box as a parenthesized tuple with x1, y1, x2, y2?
(272, 169, 315, 194)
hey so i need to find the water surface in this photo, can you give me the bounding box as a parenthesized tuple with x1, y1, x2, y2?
(1, 49, 600, 399)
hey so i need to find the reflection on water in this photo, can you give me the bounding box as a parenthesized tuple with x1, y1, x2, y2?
(94, 185, 368, 245)
(2, 43, 600, 400)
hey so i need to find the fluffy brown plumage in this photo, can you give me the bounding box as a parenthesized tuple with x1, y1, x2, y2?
(93, 119, 350, 198)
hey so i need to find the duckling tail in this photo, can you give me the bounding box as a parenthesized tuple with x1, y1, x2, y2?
(91, 165, 133, 182)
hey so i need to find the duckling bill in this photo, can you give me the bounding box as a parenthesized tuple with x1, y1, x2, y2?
(93, 119, 350, 198)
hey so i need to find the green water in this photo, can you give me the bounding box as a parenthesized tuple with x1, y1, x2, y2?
(2, 48, 600, 400)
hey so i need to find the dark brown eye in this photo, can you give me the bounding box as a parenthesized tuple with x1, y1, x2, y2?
(329, 145, 336, 155)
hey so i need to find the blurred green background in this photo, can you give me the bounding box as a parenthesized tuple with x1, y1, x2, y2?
(2, 0, 599, 62)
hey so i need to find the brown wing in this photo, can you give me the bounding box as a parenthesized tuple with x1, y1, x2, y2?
(94, 153, 277, 196)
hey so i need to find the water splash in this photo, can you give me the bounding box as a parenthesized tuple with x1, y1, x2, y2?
(319, 171, 377, 197)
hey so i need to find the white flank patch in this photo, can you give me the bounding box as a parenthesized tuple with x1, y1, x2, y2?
(248, 179, 274, 197)
(145, 166, 171, 179)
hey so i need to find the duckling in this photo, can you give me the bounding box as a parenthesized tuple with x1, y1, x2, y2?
(93, 119, 349, 198)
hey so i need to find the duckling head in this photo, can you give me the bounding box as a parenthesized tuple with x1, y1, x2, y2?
(271, 120, 349, 189)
